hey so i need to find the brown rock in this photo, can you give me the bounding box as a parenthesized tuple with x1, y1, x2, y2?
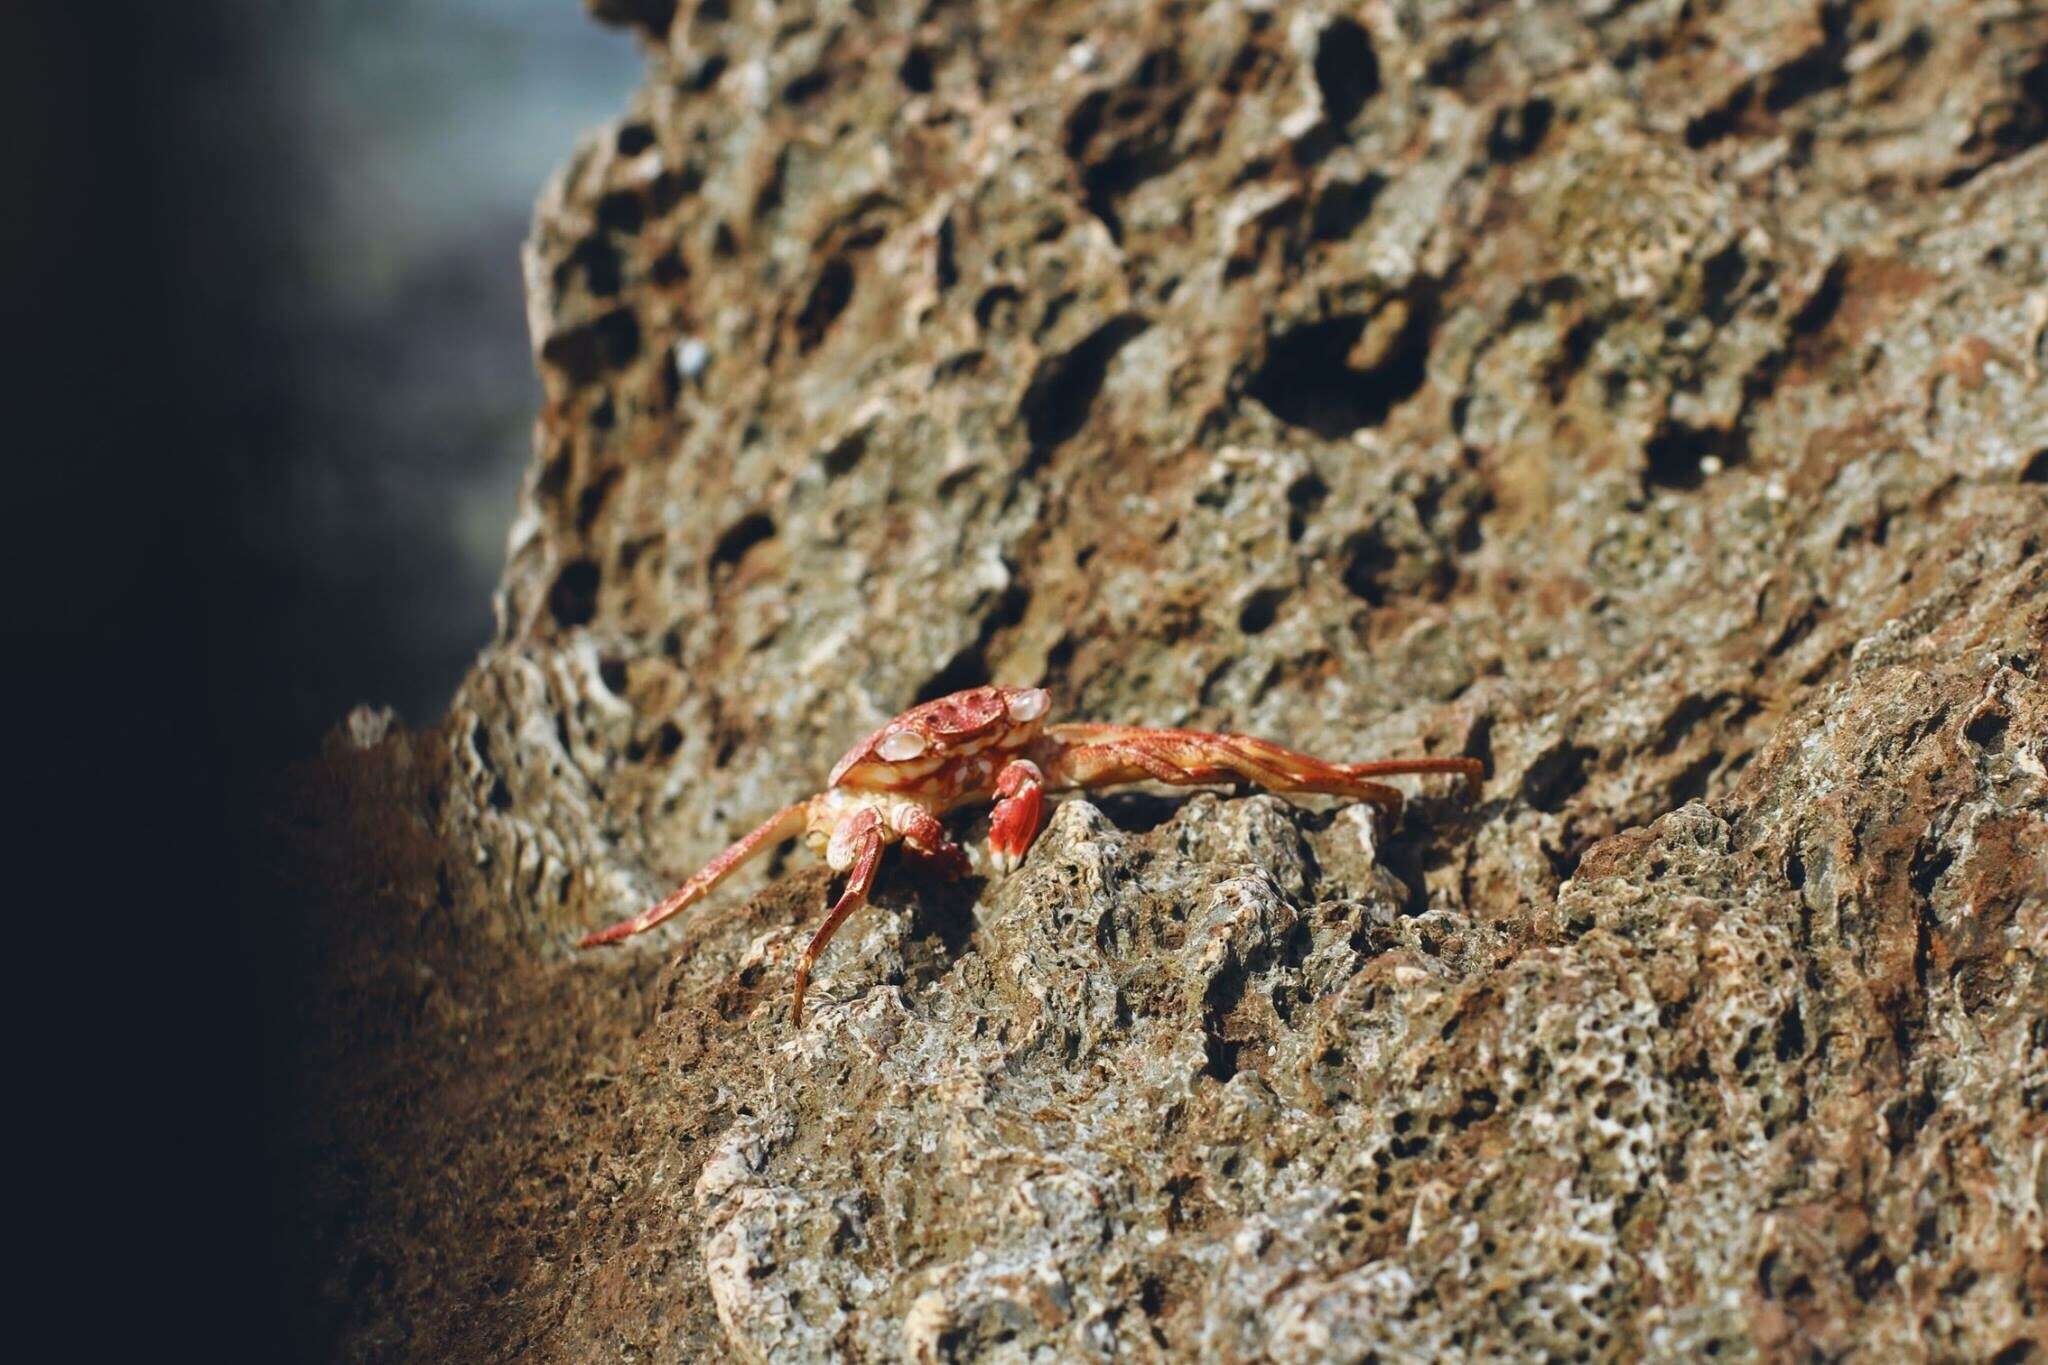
(273, 0, 2048, 1358)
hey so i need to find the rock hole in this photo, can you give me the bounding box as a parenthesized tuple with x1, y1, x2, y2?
(1668, 751, 1719, 806)
(899, 46, 934, 92)
(1421, 33, 1480, 87)
(537, 448, 572, 503)
(1654, 692, 1723, 753)
(1133, 47, 1177, 88)
(1312, 18, 1379, 126)
(1311, 172, 1385, 241)
(539, 309, 642, 386)
(1287, 470, 1331, 512)
(1020, 314, 1149, 467)
(594, 189, 645, 236)
(1883, 1085, 1935, 1152)
(648, 166, 701, 215)
(1063, 63, 1187, 242)
(648, 249, 689, 290)
(1699, 243, 1747, 326)
(1486, 96, 1554, 161)
(1963, 707, 2010, 748)
(934, 214, 958, 291)
(615, 123, 655, 156)
(1237, 586, 1288, 635)
(684, 52, 727, 91)
(548, 559, 602, 628)
(1247, 300, 1434, 438)
(1909, 840, 1955, 903)
(782, 68, 830, 104)
(974, 284, 1023, 332)
(1642, 420, 1746, 491)
(1774, 1000, 1806, 1062)
(1063, 89, 1107, 160)
(575, 468, 621, 532)
(1522, 743, 1594, 813)
(560, 237, 623, 297)
(1789, 260, 1847, 345)
(796, 257, 855, 352)
(1683, 88, 1749, 148)
(1339, 528, 1397, 605)
(1547, 316, 1600, 402)
(1287, 469, 1330, 540)
(1762, 6, 1850, 113)
(1096, 791, 1184, 834)
(1450, 1088, 1497, 1128)
(1845, 1235, 1895, 1302)
(2019, 448, 2047, 483)
(709, 512, 776, 575)
(1767, 603, 1821, 658)
(819, 429, 868, 478)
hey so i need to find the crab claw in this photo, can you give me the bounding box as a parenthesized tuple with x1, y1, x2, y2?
(988, 759, 1044, 875)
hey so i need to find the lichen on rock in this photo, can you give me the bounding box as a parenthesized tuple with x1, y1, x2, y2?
(276, 0, 2046, 1358)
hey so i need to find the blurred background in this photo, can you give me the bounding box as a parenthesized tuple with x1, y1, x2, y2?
(5, 1, 640, 1347)
(29, 1, 642, 765)
(180, 0, 641, 755)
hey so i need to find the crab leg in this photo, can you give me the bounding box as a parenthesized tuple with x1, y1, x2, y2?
(579, 800, 812, 948)
(897, 804, 971, 879)
(987, 759, 1045, 873)
(1037, 724, 1482, 815)
(791, 808, 886, 1024)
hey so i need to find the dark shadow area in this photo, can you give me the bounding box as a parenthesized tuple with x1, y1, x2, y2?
(1248, 297, 1436, 439)
(3, 3, 638, 1357)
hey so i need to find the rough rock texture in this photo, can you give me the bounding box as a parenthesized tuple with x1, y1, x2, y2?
(275, 0, 2048, 1359)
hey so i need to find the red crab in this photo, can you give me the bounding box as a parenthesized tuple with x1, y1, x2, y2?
(580, 685, 1482, 1022)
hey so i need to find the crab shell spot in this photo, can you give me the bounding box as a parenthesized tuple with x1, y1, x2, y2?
(1005, 687, 1049, 723)
(877, 729, 929, 761)
(919, 687, 1009, 735)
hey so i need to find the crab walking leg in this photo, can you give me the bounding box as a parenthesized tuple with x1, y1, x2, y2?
(1038, 725, 1482, 817)
(579, 801, 812, 948)
(792, 808, 886, 1024)
(987, 759, 1045, 873)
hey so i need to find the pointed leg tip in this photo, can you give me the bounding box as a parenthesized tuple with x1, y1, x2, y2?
(790, 963, 812, 1026)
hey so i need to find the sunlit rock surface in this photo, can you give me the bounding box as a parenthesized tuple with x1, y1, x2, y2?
(276, 0, 2046, 1358)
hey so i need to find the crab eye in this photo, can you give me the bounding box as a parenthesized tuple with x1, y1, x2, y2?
(876, 729, 929, 761)
(1005, 688, 1049, 723)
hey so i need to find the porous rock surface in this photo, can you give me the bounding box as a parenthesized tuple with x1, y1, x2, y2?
(277, 0, 2048, 1359)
